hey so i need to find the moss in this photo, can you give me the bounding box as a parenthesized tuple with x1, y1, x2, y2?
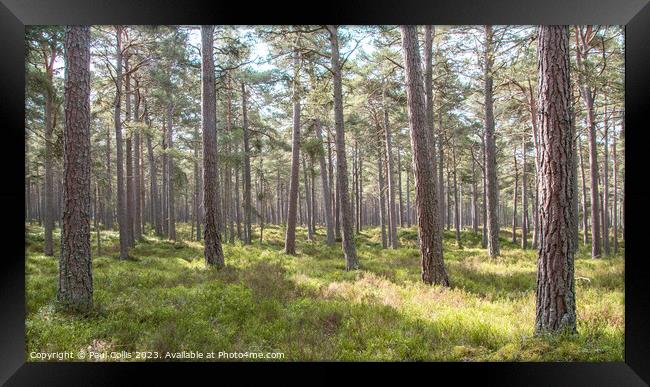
(25, 223, 624, 361)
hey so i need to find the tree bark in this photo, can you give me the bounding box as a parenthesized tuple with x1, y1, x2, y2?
(484, 25, 500, 257)
(144, 101, 162, 236)
(315, 119, 335, 245)
(400, 25, 449, 286)
(133, 82, 142, 241)
(534, 25, 577, 334)
(452, 141, 461, 247)
(167, 102, 176, 240)
(235, 151, 242, 239)
(105, 122, 113, 230)
(383, 88, 399, 248)
(201, 25, 225, 267)
(602, 106, 610, 255)
(612, 126, 618, 254)
(328, 128, 340, 240)
(522, 135, 528, 249)
(471, 156, 479, 234)
(58, 25, 93, 312)
(424, 26, 439, 232)
(242, 82, 253, 245)
(397, 143, 404, 227)
(512, 145, 518, 244)
(302, 154, 313, 241)
(43, 49, 56, 256)
(438, 113, 446, 233)
(284, 46, 301, 254)
(114, 26, 129, 259)
(161, 114, 168, 237)
(125, 62, 135, 247)
(225, 74, 235, 243)
(575, 26, 601, 258)
(328, 25, 359, 270)
(358, 147, 363, 231)
(376, 131, 388, 248)
(194, 124, 202, 241)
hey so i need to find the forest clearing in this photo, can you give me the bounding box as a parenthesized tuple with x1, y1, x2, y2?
(25, 25, 624, 361)
(26, 223, 623, 361)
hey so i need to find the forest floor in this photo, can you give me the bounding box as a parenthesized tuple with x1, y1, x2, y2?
(25, 223, 624, 361)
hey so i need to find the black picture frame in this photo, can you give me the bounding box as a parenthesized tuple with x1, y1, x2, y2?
(1, 0, 648, 385)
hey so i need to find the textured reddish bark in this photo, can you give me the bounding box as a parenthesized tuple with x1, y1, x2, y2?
(534, 25, 577, 333)
(315, 119, 335, 245)
(58, 25, 93, 312)
(484, 25, 500, 257)
(328, 25, 359, 270)
(400, 25, 448, 286)
(201, 25, 225, 267)
(114, 26, 129, 260)
(284, 47, 301, 255)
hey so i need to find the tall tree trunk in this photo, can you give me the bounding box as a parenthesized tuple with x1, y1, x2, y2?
(452, 141, 461, 247)
(446, 166, 451, 230)
(194, 124, 202, 241)
(383, 88, 399, 248)
(275, 167, 281, 225)
(302, 154, 313, 241)
(376, 131, 388, 248)
(36, 171, 41, 225)
(26, 137, 32, 223)
(352, 139, 358, 233)
(575, 26, 601, 258)
(258, 158, 265, 245)
(315, 119, 335, 245)
(139, 121, 145, 235)
(225, 74, 234, 243)
(397, 144, 404, 227)
(43, 56, 56, 256)
(242, 82, 253, 245)
(310, 155, 316, 233)
(328, 25, 359, 270)
(406, 167, 411, 227)
(522, 135, 528, 249)
(105, 124, 113, 230)
(133, 83, 142, 241)
(512, 145, 518, 243)
(484, 25, 500, 257)
(471, 157, 479, 234)
(602, 107, 610, 255)
(438, 113, 445, 231)
(167, 102, 176, 240)
(161, 114, 168, 237)
(612, 126, 618, 254)
(482, 141, 488, 248)
(400, 25, 449, 286)
(145, 102, 161, 236)
(358, 148, 363, 231)
(114, 26, 129, 259)
(284, 48, 301, 254)
(235, 154, 242, 239)
(125, 65, 135, 247)
(620, 114, 624, 243)
(58, 25, 93, 311)
(328, 129, 340, 240)
(424, 25, 439, 234)
(587, 96, 601, 257)
(534, 25, 577, 334)
(201, 25, 224, 267)
(95, 182, 101, 255)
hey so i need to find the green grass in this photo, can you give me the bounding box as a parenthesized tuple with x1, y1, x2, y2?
(25, 222, 624, 361)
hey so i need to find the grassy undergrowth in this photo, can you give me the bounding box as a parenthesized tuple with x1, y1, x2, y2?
(25, 222, 624, 361)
